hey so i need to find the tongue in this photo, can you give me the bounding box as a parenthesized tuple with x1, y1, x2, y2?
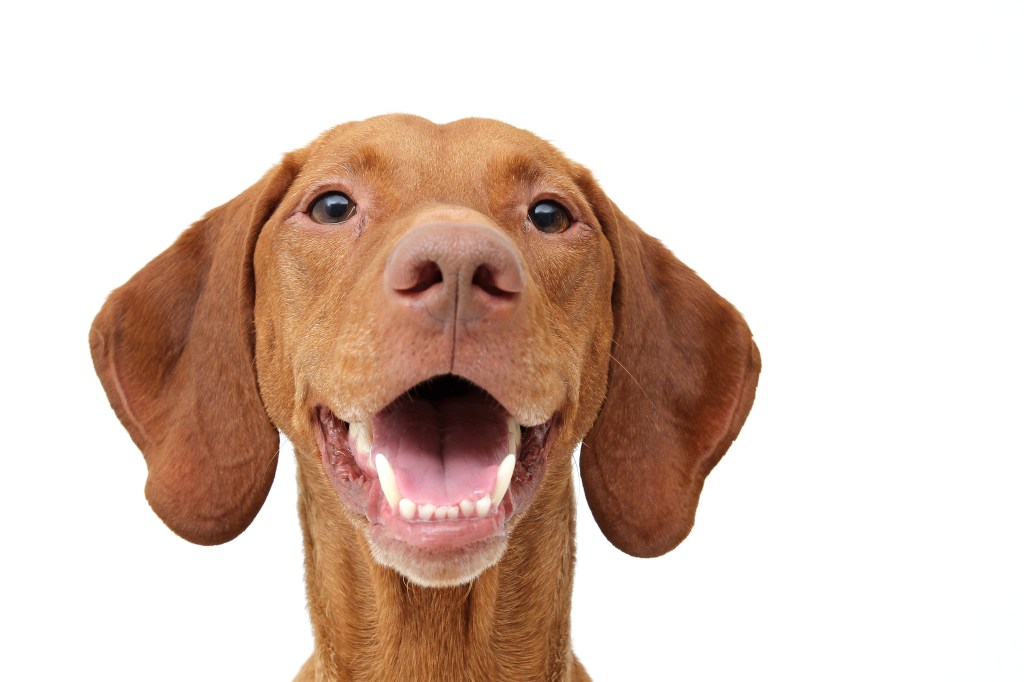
(371, 393, 508, 506)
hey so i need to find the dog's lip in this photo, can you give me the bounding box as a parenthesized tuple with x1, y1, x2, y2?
(313, 380, 558, 553)
(322, 371, 556, 429)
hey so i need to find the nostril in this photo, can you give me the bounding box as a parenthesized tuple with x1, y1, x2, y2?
(398, 260, 444, 295)
(385, 223, 524, 324)
(472, 264, 518, 299)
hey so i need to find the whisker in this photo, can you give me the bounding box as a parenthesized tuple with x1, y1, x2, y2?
(608, 350, 656, 408)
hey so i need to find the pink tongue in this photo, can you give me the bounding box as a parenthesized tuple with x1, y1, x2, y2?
(371, 393, 508, 506)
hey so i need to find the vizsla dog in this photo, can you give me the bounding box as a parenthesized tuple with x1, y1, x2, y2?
(90, 115, 759, 681)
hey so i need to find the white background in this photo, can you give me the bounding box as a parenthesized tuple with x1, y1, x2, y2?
(2, 1, 1022, 680)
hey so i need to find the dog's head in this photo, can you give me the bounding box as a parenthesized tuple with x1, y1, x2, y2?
(91, 115, 759, 587)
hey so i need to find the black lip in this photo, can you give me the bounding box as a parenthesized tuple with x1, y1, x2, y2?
(316, 407, 360, 481)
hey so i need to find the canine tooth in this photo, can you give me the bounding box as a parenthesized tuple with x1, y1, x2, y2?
(459, 499, 475, 517)
(375, 454, 401, 511)
(507, 416, 521, 453)
(434, 505, 450, 520)
(418, 503, 436, 521)
(491, 454, 516, 506)
(446, 505, 459, 520)
(398, 498, 416, 521)
(475, 496, 492, 517)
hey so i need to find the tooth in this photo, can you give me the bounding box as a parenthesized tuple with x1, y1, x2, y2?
(507, 416, 521, 454)
(434, 505, 450, 520)
(491, 454, 516, 505)
(375, 454, 401, 511)
(418, 503, 436, 520)
(459, 499, 475, 517)
(398, 498, 416, 520)
(351, 422, 373, 455)
(446, 506, 459, 520)
(475, 496, 492, 517)
(352, 423, 375, 470)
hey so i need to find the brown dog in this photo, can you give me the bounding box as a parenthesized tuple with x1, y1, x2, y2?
(90, 115, 759, 681)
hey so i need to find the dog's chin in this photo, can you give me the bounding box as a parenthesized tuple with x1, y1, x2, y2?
(367, 531, 509, 587)
(314, 374, 555, 588)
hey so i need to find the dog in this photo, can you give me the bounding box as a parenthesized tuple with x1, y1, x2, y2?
(90, 115, 759, 681)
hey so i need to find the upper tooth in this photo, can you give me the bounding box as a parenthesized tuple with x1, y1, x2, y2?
(375, 454, 401, 511)
(351, 422, 373, 456)
(507, 416, 521, 454)
(491, 454, 516, 506)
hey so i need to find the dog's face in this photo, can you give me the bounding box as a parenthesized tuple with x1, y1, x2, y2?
(90, 115, 759, 589)
(254, 117, 616, 585)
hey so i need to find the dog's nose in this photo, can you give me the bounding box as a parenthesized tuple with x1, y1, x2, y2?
(384, 222, 524, 324)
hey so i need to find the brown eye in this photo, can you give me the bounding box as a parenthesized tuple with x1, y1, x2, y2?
(309, 191, 356, 224)
(528, 200, 572, 234)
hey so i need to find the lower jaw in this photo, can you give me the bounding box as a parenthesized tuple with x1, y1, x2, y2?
(333, 481, 520, 585)
(327, 471, 549, 586)
(367, 526, 510, 587)
(368, 503, 510, 549)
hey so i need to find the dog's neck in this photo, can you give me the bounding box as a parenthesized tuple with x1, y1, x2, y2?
(294, 454, 587, 682)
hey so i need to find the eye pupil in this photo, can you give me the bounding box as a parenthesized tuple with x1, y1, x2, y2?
(310, 191, 355, 224)
(528, 201, 571, 233)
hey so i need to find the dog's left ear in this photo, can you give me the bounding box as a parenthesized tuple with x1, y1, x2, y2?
(90, 157, 299, 545)
(579, 174, 760, 558)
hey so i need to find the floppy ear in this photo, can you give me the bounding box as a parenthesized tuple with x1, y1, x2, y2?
(580, 188, 760, 558)
(90, 159, 298, 545)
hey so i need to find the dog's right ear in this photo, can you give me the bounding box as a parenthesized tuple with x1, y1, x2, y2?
(90, 156, 300, 545)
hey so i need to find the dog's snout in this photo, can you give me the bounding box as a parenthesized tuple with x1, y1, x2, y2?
(385, 222, 524, 324)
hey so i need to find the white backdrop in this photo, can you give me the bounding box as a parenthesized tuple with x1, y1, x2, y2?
(2, 1, 1021, 680)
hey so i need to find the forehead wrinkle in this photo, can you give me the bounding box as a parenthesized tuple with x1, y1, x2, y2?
(340, 145, 392, 179)
(487, 152, 589, 208)
(292, 144, 404, 198)
(492, 153, 549, 187)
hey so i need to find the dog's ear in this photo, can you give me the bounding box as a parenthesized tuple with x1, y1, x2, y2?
(579, 178, 760, 558)
(90, 157, 299, 545)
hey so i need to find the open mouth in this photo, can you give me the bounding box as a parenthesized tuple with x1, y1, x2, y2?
(316, 374, 555, 552)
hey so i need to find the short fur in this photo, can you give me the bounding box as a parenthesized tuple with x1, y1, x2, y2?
(90, 115, 760, 681)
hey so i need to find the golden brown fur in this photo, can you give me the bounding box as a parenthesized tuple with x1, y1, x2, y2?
(90, 115, 760, 680)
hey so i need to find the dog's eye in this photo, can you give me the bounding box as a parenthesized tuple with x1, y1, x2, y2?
(309, 192, 356, 224)
(528, 201, 572, 234)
